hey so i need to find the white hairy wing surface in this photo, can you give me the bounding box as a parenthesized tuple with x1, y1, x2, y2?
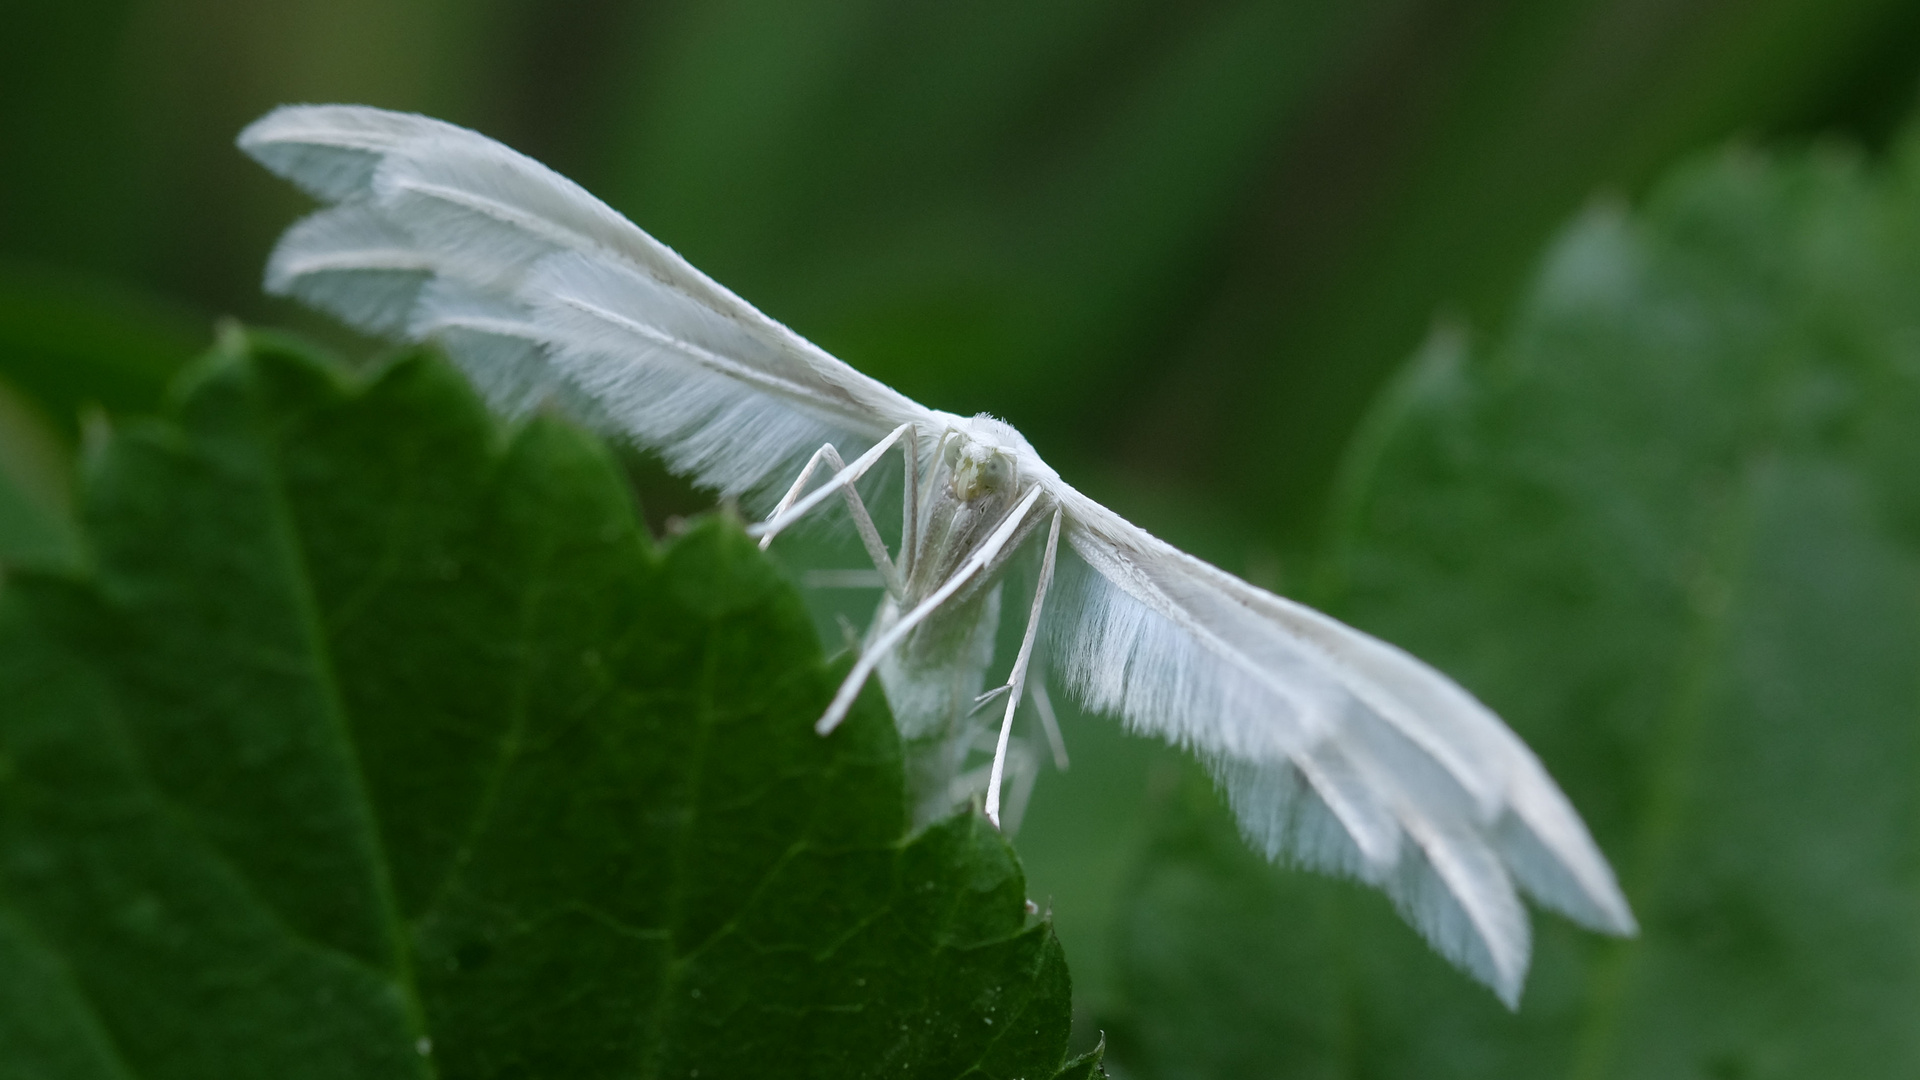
(1046, 483, 1636, 1005)
(238, 104, 933, 496)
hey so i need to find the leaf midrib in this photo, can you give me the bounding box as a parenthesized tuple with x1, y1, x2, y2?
(0, 899, 141, 1080)
(1565, 451, 1763, 1080)
(245, 394, 436, 1075)
(410, 455, 548, 932)
(1, 610, 408, 1080)
(636, 612, 722, 1080)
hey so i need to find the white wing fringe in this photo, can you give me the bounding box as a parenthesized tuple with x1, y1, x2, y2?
(1048, 518, 1636, 1006)
(241, 104, 1635, 1007)
(239, 103, 927, 501)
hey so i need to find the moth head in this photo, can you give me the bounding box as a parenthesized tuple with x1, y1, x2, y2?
(944, 435, 1016, 502)
(930, 411, 1051, 502)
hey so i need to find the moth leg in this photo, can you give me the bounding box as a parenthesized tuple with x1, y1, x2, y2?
(751, 422, 911, 548)
(997, 740, 1042, 835)
(900, 426, 921, 582)
(816, 485, 1046, 736)
(944, 739, 1040, 834)
(795, 444, 906, 600)
(984, 506, 1063, 829)
(760, 442, 838, 546)
(969, 675, 1069, 768)
(1029, 681, 1070, 771)
(825, 446, 906, 600)
(754, 425, 916, 599)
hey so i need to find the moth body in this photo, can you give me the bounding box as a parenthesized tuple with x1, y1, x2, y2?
(874, 416, 1057, 822)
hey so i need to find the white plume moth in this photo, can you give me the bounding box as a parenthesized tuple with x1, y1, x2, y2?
(239, 104, 1635, 1005)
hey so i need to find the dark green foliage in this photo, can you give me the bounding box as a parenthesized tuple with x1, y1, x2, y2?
(0, 336, 1080, 1079)
(0, 267, 205, 440)
(1102, 136, 1920, 1077)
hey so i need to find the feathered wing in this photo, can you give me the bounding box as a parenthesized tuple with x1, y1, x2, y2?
(238, 104, 934, 498)
(1047, 485, 1635, 1006)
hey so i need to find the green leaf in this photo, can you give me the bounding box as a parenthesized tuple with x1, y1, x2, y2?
(0, 334, 1074, 1078)
(1101, 136, 1920, 1076)
(0, 268, 202, 572)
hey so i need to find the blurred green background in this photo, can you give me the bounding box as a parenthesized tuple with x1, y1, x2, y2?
(8, 1, 1920, 1075)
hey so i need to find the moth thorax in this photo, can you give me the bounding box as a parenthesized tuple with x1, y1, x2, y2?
(904, 436, 1022, 604)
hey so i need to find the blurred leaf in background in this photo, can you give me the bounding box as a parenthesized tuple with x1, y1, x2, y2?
(0, 266, 204, 571)
(1104, 133, 1920, 1077)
